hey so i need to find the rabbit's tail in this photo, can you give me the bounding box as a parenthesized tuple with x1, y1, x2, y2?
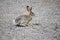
(13, 19, 17, 25)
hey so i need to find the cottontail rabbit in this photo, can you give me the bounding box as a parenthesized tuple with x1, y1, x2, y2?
(13, 6, 35, 26)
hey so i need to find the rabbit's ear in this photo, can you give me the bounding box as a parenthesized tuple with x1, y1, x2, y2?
(26, 6, 32, 11)
(30, 7, 32, 11)
(26, 6, 29, 11)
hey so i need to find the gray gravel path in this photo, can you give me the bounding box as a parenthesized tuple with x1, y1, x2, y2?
(0, 0, 60, 40)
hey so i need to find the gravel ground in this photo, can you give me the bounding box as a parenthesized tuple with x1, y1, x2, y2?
(0, 0, 60, 40)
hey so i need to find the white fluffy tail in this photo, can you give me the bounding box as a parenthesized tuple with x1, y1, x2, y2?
(13, 19, 17, 25)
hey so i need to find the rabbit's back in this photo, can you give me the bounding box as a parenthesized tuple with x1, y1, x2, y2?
(14, 15, 31, 25)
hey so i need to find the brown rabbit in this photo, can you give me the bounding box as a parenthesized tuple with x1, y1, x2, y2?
(13, 6, 35, 26)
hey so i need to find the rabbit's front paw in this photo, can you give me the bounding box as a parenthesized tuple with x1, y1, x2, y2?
(25, 22, 31, 26)
(26, 24, 29, 26)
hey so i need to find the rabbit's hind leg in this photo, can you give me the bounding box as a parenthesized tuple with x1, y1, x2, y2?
(16, 23, 25, 27)
(16, 21, 22, 26)
(19, 21, 26, 27)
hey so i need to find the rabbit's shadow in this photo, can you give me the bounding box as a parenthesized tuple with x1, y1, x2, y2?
(16, 24, 26, 27)
(16, 23, 40, 27)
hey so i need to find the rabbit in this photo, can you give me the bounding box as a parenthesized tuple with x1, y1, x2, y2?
(13, 6, 35, 26)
